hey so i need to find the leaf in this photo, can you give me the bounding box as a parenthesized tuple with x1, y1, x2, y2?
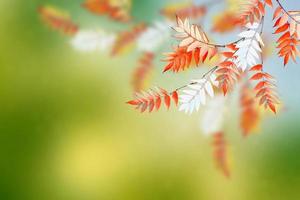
(71, 30, 116, 52)
(201, 95, 226, 136)
(274, 23, 290, 34)
(38, 6, 79, 35)
(131, 52, 155, 92)
(180, 37, 194, 47)
(212, 11, 243, 33)
(265, 0, 273, 7)
(163, 46, 217, 73)
(137, 20, 173, 52)
(216, 46, 240, 96)
(172, 91, 179, 106)
(161, 2, 207, 20)
(127, 87, 178, 113)
(240, 85, 261, 136)
(205, 82, 214, 97)
(111, 23, 146, 56)
(82, 0, 131, 23)
(212, 132, 231, 178)
(250, 72, 265, 80)
(173, 17, 217, 53)
(273, 6, 283, 20)
(273, 15, 300, 66)
(238, 30, 256, 38)
(249, 64, 279, 114)
(239, 0, 265, 25)
(235, 23, 263, 71)
(179, 73, 218, 114)
(249, 64, 263, 71)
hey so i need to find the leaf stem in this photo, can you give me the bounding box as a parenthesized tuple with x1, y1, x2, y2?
(275, 0, 300, 24)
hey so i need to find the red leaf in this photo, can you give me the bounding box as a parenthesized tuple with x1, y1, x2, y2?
(222, 52, 234, 58)
(268, 102, 277, 114)
(163, 62, 174, 73)
(257, 1, 265, 15)
(219, 61, 233, 67)
(127, 100, 139, 105)
(284, 54, 290, 66)
(250, 72, 265, 80)
(265, 0, 273, 7)
(249, 64, 263, 71)
(274, 23, 290, 34)
(194, 48, 200, 65)
(155, 96, 162, 110)
(222, 84, 228, 96)
(164, 94, 171, 109)
(172, 91, 179, 106)
(162, 46, 216, 73)
(226, 44, 238, 51)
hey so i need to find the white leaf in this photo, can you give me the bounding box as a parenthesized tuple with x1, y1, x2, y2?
(255, 33, 264, 46)
(180, 37, 194, 47)
(183, 90, 197, 96)
(190, 25, 196, 37)
(234, 22, 263, 71)
(200, 95, 226, 136)
(178, 74, 216, 114)
(290, 20, 296, 35)
(238, 30, 255, 38)
(173, 26, 184, 33)
(195, 27, 202, 41)
(184, 18, 190, 32)
(249, 47, 260, 60)
(251, 40, 262, 52)
(177, 17, 184, 28)
(199, 89, 206, 105)
(71, 30, 116, 52)
(187, 41, 201, 52)
(205, 82, 214, 98)
(245, 22, 259, 29)
(137, 20, 174, 52)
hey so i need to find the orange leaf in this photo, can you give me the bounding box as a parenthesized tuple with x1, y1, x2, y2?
(38, 6, 79, 35)
(219, 61, 233, 67)
(82, 0, 131, 23)
(250, 72, 265, 80)
(268, 102, 277, 114)
(240, 85, 261, 136)
(172, 91, 179, 106)
(265, 0, 273, 7)
(127, 88, 178, 113)
(112, 24, 146, 56)
(212, 132, 231, 178)
(164, 94, 171, 109)
(274, 23, 290, 34)
(161, 3, 207, 20)
(249, 64, 263, 71)
(131, 52, 155, 92)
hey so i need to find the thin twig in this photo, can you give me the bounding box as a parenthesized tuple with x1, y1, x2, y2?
(275, 0, 300, 24)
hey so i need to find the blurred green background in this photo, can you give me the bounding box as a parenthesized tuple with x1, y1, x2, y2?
(1, 0, 300, 199)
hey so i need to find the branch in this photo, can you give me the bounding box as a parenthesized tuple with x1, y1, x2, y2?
(275, 0, 300, 24)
